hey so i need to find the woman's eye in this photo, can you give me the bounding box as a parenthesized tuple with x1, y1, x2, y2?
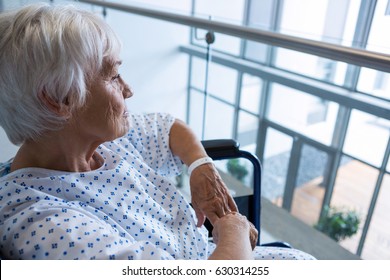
(112, 74, 121, 81)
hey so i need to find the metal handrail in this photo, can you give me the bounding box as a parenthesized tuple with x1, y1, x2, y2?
(78, 0, 390, 73)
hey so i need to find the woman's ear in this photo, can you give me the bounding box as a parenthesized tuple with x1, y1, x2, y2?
(38, 91, 71, 119)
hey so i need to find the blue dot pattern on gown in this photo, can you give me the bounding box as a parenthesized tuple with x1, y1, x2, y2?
(0, 113, 209, 260)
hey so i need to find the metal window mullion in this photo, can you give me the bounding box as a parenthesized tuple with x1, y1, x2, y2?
(190, 0, 196, 46)
(235, 1, 249, 137)
(344, 0, 377, 90)
(320, 107, 352, 220)
(267, 0, 283, 67)
(186, 0, 196, 124)
(240, 0, 251, 60)
(321, 105, 351, 189)
(282, 137, 303, 212)
(255, 81, 272, 163)
(357, 136, 390, 256)
(233, 73, 244, 139)
(186, 56, 194, 124)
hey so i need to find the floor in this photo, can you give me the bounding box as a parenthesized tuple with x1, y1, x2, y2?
(283, 160, 390, 259)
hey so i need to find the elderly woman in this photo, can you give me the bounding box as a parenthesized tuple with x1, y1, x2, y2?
(0, 3, 313, 260)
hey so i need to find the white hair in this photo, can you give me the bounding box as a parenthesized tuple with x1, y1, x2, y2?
(0, 3, 121, 145)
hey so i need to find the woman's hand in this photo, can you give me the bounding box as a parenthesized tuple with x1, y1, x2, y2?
(209, 212, 254, 259)
(190, 163, 238, 227)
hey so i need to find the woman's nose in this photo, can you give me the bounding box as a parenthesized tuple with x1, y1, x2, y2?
(120, 78, 133, 99)
(124, 86, 133, 99)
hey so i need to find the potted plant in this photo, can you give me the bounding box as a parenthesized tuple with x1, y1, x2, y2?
(226, 158, 248, 183)
(314, 206, 360, 242)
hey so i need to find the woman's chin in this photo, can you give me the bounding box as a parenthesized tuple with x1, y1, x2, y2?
(117, 119, 130, 137)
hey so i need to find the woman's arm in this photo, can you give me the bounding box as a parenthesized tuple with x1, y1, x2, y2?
(169, 119, 238, 226)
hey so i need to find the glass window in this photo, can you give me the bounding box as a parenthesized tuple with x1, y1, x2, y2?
(190, 57, 207, 91)
(267, 83, 338, 145)
(189, 90, 235, 140)
(275, 49, 332, 81)
(244, 41, 268, 64)
(357, 68, 390, 100)
(188, 89, 206, 138)
(117, 0, 192, 13)
(291, 145, 329, 225)
(366, 0, 390, 54)
(357, 0, 389, 97)
(190, 59, 238, 104)
(361, 174, 390, 259)
(279, 0, 356, 43)
(244, 0, 275, 63)
(188, 90, 234, 140)
(246, 0, 275, 30)
(208, 63, 238, 104)
(240, 74, 263, 114)
(275, 0, 359, 83)
(192, 0, 245, 56)
(237, 111, 259, 148)
(203, 98, 234, 140)
(330, 156, 379, 254)
(262, 128, 293, 206)
(193, 0, 245, 23)
(274, 47, 350, 84)
(343, 110, 390, 167)
(211, 33, 242, 56)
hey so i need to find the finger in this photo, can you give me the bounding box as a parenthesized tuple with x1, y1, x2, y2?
(207, 196, 230, 219)
(206, 211, 220, 226)
(195, 208, 206, 227)
(227, 195, 238, 212)
(249, 222, 258, 249)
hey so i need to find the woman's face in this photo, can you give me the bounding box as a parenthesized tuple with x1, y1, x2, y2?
(73, 57, 133, 143)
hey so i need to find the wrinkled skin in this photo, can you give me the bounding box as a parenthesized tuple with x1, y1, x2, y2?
(190, 164, 258, 249)
(213, 212, 257, 250)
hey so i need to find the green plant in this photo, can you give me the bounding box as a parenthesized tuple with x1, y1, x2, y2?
(314, 206, 360, 242)
(226, 159, 248, 182)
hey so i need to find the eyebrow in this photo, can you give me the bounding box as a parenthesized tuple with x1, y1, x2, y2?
(101, 59, 122, 76)
(114, 60, 122, 66)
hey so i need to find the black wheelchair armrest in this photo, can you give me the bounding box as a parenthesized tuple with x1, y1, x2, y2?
(201, 139, 240, 159)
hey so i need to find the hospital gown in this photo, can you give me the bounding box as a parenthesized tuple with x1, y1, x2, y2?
(0, 113, 314, 260)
